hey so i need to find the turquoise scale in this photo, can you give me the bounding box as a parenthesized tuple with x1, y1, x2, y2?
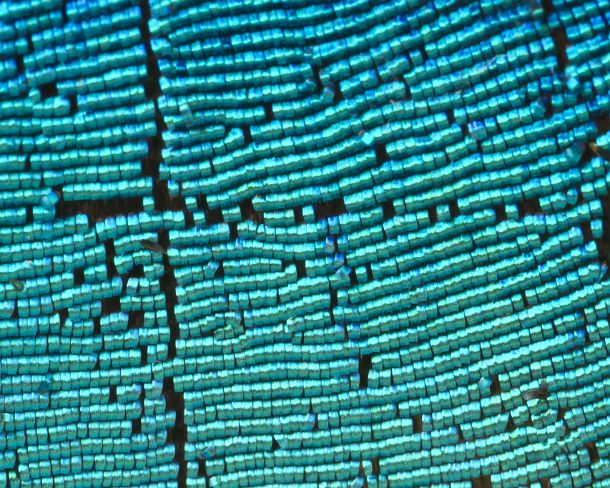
(2, 0, 610, 487)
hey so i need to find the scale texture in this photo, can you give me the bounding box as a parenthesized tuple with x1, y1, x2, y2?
(2, 0, 610, 487)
